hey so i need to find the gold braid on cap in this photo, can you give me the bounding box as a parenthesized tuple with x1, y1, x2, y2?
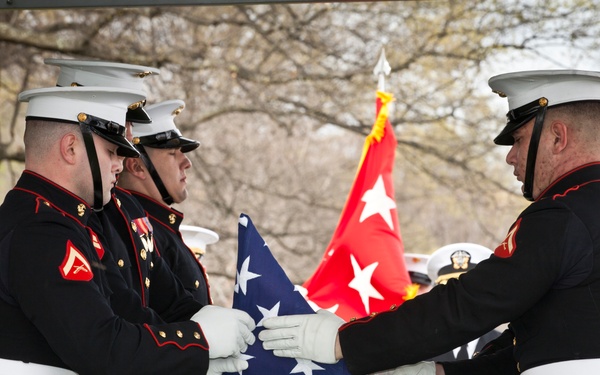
(172, 105, 185, 116)
(135, 71, 154, 78)
(128, 100, 146, 110)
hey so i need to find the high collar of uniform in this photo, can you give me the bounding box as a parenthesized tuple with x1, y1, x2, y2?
(537, 162, 600, 200)
(128, 190, 184, 231)
(18, 170, 95, 226)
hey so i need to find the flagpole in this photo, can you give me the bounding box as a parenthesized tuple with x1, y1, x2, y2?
(373, 48, 391, 91)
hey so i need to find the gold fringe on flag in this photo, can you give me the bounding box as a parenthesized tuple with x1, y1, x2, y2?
(357, 90, 394, 170)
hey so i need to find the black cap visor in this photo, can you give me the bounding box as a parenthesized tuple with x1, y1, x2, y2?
(94, 129, 140, 157)
(408, 271, 432, 286)
(494, 98, 546, 145)
(126, 105, 152, 124)
(79, 113, 140, 157)
(134, 130, 200, 153)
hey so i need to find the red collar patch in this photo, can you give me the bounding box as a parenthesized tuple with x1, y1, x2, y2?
(59, 240, 94, 281)
(495, 218, 521, 258)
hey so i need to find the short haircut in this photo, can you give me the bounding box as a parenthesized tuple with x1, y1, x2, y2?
(546, 101, 600, 145)
(24, 118, 80, 161)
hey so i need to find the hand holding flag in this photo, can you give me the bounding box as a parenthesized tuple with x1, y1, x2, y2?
(190, 304, 255, 358)
(260, 309, 344, 364)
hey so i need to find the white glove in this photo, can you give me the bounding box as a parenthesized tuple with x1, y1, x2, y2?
(206, 357, 249, 375)
(191, 305, 256, 359)
(259, 309, 344, 364)
(389, 361, 436, 375)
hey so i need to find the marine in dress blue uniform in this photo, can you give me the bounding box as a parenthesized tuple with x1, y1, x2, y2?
(0, 86, 210, 374)
(46, 59, 205, 323)
(259, 70, 600, 375)
(42, 61, 256, 375)
(119, 100, 212, 305)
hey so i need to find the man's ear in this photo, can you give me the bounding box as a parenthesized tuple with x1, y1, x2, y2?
(549, 120, 568, 154)
(124, 157, 148, 179)
(59, 133, 79, 165)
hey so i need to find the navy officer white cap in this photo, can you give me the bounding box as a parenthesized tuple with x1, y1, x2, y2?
(489, 69, 600, 145)
(180, 225, 219, 259)
(426, 242, 493, 285)
(44, 58, 159, 92)
(131, 99, 200, 153)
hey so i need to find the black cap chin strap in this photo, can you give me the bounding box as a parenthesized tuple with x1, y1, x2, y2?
(135, 144, 174, 206)
(522, 99, 548, 201)
(78, 118, 104, 212)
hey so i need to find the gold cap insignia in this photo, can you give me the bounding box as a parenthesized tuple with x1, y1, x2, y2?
(450, 250, 471, 270)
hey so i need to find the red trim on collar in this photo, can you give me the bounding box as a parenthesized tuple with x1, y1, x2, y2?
(536, 162, 600, 201)
(23, 170, 91, 207)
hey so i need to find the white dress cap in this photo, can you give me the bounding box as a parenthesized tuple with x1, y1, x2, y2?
(131, 99, 200, 152)
(489, 70, 600, 145)
(18, 86, 146, 127)
(404, 253, 431, 285)
(489, 69, 600, 112)
(132, 100, 185, 137)
(45, 58, 160, 91)
(45, 59, 159, 123)
(180, 225, 219, 257)
(426, 242, 493, 285)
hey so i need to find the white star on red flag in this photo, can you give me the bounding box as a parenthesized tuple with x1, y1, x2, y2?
(359, 174, 397, 230)
(348, 254, 383, 314)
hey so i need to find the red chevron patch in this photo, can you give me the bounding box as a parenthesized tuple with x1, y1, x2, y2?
(87, 228, 104, 260)
(59, 240, 93, 281)
(495, 218, 521, 258)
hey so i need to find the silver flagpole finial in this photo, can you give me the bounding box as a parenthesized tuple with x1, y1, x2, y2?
(373, 48, 391, 91)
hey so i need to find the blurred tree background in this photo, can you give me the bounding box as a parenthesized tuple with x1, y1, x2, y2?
(1, 0, 599, 306)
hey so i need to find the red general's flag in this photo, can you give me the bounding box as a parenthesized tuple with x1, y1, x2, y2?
(303, 91, 415, 321)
